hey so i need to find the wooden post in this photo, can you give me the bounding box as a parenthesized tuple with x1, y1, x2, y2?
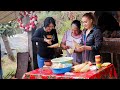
(111, 53, 114, 64)
(100, 38, 120, 78)
(115, 53, 120, 78)
(31, 28, 38, 69)
(1, 34, 15, 61)
(28, 27, 38, 70)
(15, 52, 29, 79)
(28, 31, 34, 70)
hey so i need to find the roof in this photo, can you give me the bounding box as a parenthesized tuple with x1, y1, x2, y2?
(0, 11, 96, 24)
(0, 11, 19, 23)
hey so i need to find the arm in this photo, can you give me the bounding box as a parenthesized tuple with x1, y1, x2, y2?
(52, 29, 58, 44)
(31, 28, 44, 42)
(60, 31, 70, 50)
(60, 42, 70, 50)
(74, 32, 85, 52)
(76, 29, 103, 52)
(91, 29, 103, 51)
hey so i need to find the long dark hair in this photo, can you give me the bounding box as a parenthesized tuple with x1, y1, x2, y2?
(44, 17, 56, 28)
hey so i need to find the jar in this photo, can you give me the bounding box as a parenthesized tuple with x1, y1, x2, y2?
(95, 55, 101, 69)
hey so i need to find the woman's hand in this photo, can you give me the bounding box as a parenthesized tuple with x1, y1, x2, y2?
(74, 46, 84, 52)
(63, 45, 70, 50)
(83, 46, 92, 50)
(44, 38, 52, 45)
(60, 42, 70, 50)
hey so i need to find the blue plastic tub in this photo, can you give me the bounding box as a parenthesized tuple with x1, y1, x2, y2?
(51, 63, 72, 74)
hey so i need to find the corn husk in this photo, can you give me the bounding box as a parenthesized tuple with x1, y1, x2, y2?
(73, 40, 82, 49)
(80, 63, 90, 72)
(67, 48, 74, 54)
(72, 63, 87, 72)
(101, 62, 111, 67)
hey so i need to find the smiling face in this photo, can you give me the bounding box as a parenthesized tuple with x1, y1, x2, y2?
(71, 24, 79, 35)
(81, 16, 93, 30)
(45, 23, 55, 32)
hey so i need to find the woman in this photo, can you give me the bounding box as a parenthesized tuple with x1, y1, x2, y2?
(60, 20, 82, 63)
(75, 12, 103, 63)
(31, 17, 58, 68)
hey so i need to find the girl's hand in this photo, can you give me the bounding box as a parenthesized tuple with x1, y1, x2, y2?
(44, 38, 52, 45)
(74, 46, 84, 52)
(64, 45, 70, 50)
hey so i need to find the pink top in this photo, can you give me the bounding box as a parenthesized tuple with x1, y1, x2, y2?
(62, 30, 82, 63)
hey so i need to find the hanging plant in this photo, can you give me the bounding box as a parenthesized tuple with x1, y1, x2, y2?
(0, 21, 17, 37)
(17, 11, 38, 32)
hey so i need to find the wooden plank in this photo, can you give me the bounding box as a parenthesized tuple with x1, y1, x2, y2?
(100, 37, 120, 78)
(31, 28, 38, 69)
(28, 28, 38, 70)
(28, 31, 34, 70)
(111, 53, 114, 64)
(116, 54, 120, 78)
(15, 52, 29, 79)
(100, 38, 120, 53)
(0, 11, 19, 23)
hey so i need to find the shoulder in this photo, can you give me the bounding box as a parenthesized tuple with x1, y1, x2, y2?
(93, 25, 102, 33)
(36, 27, 44, 32)
(51, 29, 57, 34)
(52, 29, 56, 32)
(65, 30, 72, 34)
(81, 29, 86, 35)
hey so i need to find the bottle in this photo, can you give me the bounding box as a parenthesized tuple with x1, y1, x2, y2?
(95, 55, 101, 69)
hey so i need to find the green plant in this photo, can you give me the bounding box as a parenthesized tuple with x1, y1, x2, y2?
(0, 21, 19, 37)
(58, 20, 72, 34)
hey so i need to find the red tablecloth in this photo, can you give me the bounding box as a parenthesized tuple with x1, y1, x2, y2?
(22, 64, 118, 79)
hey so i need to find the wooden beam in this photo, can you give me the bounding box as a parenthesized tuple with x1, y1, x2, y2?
(31, 28, 38, 69)
(100, 38, 120, 53)
(28, 27, 38, 70)
(28, 31, 34, 70)
(100, 37, 120, 78)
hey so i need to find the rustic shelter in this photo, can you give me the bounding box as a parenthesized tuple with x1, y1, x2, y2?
(1, 11, 120, 79)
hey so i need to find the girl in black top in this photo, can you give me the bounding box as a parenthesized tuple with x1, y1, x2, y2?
(75, 12, 103, 63)
(32, 17, 58, 68)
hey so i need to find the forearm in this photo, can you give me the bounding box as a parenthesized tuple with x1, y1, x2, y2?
(60, 43, 66, 50)
(84, 46, 92, 51)
(74, 47, 84, 53)
(31, 37, 44, 42)
(74, 45, 92, 53)
(52, 29, 58, 44)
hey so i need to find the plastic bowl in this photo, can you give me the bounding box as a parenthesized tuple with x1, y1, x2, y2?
(51, 63, 72, 74)
(51, 57, 73, 64)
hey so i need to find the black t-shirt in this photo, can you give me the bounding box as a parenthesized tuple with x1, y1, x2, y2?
(31, 27, 58, 59)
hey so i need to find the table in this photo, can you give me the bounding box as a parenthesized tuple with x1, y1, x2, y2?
(22, 64, 118, 79)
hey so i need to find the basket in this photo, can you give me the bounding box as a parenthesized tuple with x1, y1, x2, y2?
(51, 63, 72, 74)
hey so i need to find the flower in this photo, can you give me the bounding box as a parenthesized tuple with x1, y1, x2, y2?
(17, 11, 38, 32)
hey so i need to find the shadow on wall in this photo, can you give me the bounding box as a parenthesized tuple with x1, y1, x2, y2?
(94, 11, 120, 38)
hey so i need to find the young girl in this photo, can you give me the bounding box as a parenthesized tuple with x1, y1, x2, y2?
(75, 12, 103, 63)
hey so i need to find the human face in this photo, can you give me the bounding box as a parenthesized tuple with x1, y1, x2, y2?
(81, 16, 93, 30)
(45, 23, 55, 32)
(71, 24, 79, 35)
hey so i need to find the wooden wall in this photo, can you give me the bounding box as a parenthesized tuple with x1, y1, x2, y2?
(100, 37, 120, 78)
